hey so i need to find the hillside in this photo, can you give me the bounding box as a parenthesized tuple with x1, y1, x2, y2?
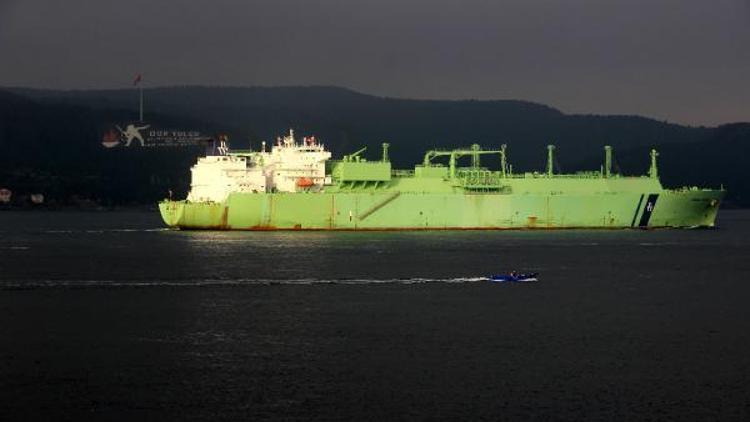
(0, 90, 206, 205)
(1, 86, 747, 206)
(10, 86, 716, 165)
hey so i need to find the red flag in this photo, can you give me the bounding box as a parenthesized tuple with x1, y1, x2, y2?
(133, 73, 142, 86)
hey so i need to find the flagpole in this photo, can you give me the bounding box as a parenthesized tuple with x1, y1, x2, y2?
(139, 83, 144, 122)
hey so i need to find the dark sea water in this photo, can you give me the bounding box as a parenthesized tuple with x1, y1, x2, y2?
(1, 210, 749, 421)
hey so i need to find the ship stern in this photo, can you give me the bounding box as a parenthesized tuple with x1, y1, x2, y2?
(159, 200, 185, 228)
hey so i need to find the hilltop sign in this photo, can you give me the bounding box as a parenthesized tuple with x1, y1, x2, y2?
(102, 122, 207, 148)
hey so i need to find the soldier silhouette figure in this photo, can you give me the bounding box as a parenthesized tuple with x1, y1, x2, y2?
(117, 124, 150, 147)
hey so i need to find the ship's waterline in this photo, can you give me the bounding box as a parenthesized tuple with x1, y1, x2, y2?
(159, 130, 724, 230)
(159, 190, 722, 230)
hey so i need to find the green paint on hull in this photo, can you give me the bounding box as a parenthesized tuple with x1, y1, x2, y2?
(159, 188, 723, 230)
(159, 143, 725, 230)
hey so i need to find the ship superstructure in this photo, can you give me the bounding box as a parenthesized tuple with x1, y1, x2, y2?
(159, 129, 724, 230)
(188, 130, 331, 202)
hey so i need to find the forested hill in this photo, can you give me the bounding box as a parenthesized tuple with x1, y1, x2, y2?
(10, 86, 714, 166)
(0, 90, 205, 206)
(1, 86, 748, 206)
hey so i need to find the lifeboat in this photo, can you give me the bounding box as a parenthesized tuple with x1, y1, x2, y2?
(296, 177, 314, 187)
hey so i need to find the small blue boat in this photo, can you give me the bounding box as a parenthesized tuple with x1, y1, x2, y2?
(490, 272, 539, 282)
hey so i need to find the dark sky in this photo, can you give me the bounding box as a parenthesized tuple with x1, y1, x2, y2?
(1, 0, 748, 125)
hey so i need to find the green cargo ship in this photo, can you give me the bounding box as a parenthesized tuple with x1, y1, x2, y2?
(159, 130, 723, 230)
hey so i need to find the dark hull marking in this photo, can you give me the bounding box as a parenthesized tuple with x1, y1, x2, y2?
(638, 194, 659, 227)
(631, 194, 645, 227)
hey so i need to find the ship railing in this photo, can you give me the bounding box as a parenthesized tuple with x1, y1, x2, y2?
(457, 169, 500, 183)
(393, 167, 646, 180)
(391, 169, 415, 177)
(461, 185, 512, 193)
(669, 186, 723, 192)
(509, 172, 608, 179)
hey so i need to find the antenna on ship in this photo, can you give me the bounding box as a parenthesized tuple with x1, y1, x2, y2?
(286, 129, 295, 146)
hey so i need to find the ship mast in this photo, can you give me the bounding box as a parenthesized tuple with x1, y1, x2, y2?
(649, 149, 659, 179)
(546, 145, 556, 177)
(500, 144, 507, 178)
(604, 145, 613, 178)
(382, 143, 390, 162)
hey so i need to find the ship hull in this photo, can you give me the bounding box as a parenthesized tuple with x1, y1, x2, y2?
(159, 189, 724, 230)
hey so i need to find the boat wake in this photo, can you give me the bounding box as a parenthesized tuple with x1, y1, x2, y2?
(1, 277, 497, 289)
(42, 228, 169, 234)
